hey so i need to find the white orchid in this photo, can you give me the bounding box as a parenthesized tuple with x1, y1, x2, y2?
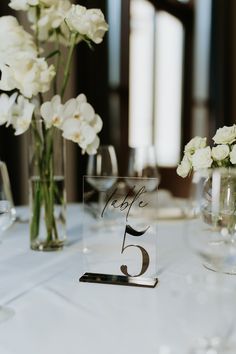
(51, 94, 102, 154)
(89, 114, 103, 133)
(0, 93, 17, 126)
(40, 95, 63, 128)
(65, 5, 108, 44)
(72, 94, 102, 132)
(0, 53, 55, 98)
(2, 0, 107, 249)
(9, 0, 57, 11)
(9, 0, 39, 11)
(0, 0, 106, 158)
(28, 0, 71, 42)
(40, 94, 102, 154)
(62, 119, 96, 146)
(10, 96, 35, 135)
(84, 135, 100, 155)
(40, 0, 58, 6)
(73, 94, 95, 122)
(40, 95, 76, 128)
(0, 16, 36, 64)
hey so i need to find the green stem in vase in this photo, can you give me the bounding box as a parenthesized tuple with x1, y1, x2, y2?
(60, 32, 77, 99)
(30, 119, 43, 242)
(30, 121, 62, 248)
(34, 6, 41, 57)
(30, 180, 41, 241)
(42, 128, 58, 243)
(53, 30, 61, 94)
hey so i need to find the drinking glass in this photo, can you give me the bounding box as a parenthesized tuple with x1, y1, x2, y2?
(0, 161, 16, 233)
(126, 146, 160, 191)
(86, 145, 118, 214)
(0, 161, 16, 322)
(185, 168, 236, 353)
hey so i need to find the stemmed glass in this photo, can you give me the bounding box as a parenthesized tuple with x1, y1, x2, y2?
(0, 161, 16, 322)
(127, 146, 161, 191)
(86, 145, 118, 215)
(185, 168, 236, 353)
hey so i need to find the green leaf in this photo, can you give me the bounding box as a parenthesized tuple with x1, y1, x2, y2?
(46, 50, 61, 60)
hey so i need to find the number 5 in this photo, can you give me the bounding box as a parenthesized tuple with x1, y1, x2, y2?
(120, 224, 150, 277)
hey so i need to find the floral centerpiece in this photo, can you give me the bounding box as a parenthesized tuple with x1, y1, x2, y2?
(0, 0, 108, 250)
(177, 125, 236, 177)
(177, 125, 236, 273)
(177, 124, 236, 230)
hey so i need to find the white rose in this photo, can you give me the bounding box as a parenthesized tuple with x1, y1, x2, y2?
(65, 5, 89, 34)
(0, 16, 36, 63)
(192, 147, 213, 170)
(213, 125, 236, 145)
(176, 155, 192, 178)
(230, 145, 236, 164)
(184, 136, 207, 155)
(0, 53, 55, 98)
(65, 5, 108, 44)
(85, 8, 109, 44)
(9, 0, 39, 11)
(211, 144, 230, 161)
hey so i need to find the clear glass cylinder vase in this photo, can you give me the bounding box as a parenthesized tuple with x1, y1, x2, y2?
(29, 119, 66, 251)
(187, 168, 236, 274)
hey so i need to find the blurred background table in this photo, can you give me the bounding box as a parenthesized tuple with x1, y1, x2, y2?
(0, 204, 236, 354)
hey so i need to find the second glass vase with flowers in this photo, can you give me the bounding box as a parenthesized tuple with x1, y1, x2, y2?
(177, 125, 236, 272)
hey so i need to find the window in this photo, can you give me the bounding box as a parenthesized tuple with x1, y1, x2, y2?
(154, 11, 184, 166)
(129, 0, 184, 167)
(129, 0, 155, 148)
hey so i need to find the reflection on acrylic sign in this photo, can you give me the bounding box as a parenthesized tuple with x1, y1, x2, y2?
(79, 176, 158, 288)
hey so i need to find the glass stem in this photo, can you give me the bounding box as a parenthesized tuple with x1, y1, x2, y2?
(98, 191, 106, 217)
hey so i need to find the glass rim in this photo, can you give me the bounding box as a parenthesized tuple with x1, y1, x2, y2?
(194, 167, 236, 177)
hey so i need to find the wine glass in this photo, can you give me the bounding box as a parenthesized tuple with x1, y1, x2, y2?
(86, 145, 118, 215)
(127, 146, 161, 191)
(0, 161, 16, 322)
(185, 168, 236, 353)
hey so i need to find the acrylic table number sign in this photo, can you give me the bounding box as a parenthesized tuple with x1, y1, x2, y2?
(80, 176, 158, 288)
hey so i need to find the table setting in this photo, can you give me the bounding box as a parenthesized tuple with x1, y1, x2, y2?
(1, 1, 236, 353)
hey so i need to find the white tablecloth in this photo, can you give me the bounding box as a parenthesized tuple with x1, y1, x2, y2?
(0, 204, 236, 354)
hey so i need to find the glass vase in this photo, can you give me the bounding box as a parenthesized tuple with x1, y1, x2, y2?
(188, 168, 236, 274)
(29, 119, 66, 251)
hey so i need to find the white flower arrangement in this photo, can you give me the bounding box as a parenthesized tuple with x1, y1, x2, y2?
(0, 1, 108, 154)
(0, 1, 108, 249)
(177, 125, 236, 178)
